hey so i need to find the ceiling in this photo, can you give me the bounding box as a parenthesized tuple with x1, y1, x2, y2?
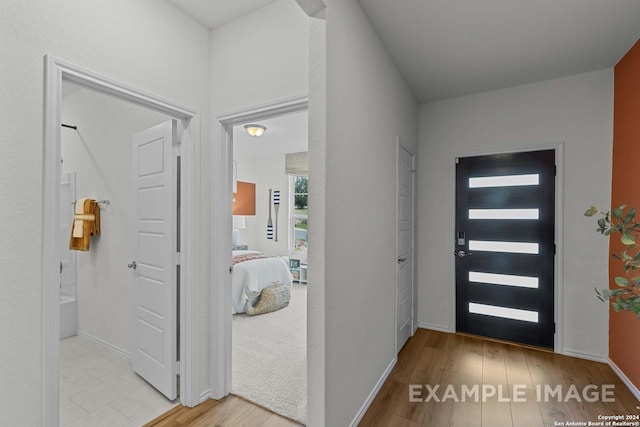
(62, 1, 640, 152)
(233, 111, 308, 157)
(166, 0, 278, 29)
(165, 0, 640, 103)
(358, 0, 640, 102)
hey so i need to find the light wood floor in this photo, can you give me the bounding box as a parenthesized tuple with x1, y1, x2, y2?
(144, 395, 302, 427)
(146, 329, 639, 426)
(360, 329, 639, 426)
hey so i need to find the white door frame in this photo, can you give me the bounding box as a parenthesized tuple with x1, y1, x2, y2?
(42, 56, 201, 426)
(210, 95, 308, 398)
(395, 140, 416, 354)
(447, 142, 564, 353)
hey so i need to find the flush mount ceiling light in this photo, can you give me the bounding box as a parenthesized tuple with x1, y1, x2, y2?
(244, 124, 266, 137)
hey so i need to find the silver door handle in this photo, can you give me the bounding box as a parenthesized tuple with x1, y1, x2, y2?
(454, 250, 472, 258)
(397, 257, 407, 264)
(128, 261, 137, 270)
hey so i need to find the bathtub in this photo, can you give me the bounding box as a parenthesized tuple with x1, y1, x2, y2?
(60, 292, 77, 339)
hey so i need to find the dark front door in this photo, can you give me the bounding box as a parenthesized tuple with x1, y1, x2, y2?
(455, 150, 555, 348)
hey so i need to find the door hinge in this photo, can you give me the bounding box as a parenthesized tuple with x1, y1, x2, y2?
(176, 360, 181, 372)
(553, 322, 556, 334)
(173, 141, 182, 156)
(554, 165, 557, 176)
(554, 244, 556, 255)
(173, 252, 182, 266)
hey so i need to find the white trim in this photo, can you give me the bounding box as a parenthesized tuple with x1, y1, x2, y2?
(43, 56, 201, 426)
(217, 95, 309, 125)
(349, 357, 397, 427)
(554, 144, 565, 353)
(211, 95, 309, 399)
(448, 142, 565, 352)
(418, 323, 453, 333)
(75, 331, 132, 359)
(180, 112, 202, 408)
(608, 358, 640, 402)
(562, 348, 608, 364)
(199, 389, 212, 404)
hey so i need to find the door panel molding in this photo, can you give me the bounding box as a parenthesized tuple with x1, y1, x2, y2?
(396, 140, 415, 354)
(447, 143, 564, 353)
(132, 120, 178, 400)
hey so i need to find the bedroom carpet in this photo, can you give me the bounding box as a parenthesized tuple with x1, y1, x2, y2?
(232, 283, 307, 425)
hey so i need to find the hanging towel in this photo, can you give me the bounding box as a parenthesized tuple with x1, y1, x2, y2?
(69, 198, 100, 251)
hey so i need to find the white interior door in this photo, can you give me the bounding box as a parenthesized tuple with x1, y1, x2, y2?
(396, 143, 415, 353)
(131, 119, 178, 400)
(59, 172, 77, 313)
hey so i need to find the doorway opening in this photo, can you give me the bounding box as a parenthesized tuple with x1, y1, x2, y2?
(454, 149, 556, 348)
(212, 96, 309, 424)
(43, 57, 201, 426)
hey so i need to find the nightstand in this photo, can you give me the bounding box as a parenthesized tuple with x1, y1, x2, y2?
(290, 261, 308, 284)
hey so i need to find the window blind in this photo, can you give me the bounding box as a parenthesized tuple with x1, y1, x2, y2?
(285, 151, 308, 176)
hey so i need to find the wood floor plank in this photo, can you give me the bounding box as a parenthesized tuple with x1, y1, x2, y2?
(363, 329, 639, 427)
(449, 402, 481, 427)
(145, 395, 301, 427)
(482, 400, 513, 427)
(482, 341, 509, 401)
(148, 329, 638, 427)
(509, 387, 544, 427)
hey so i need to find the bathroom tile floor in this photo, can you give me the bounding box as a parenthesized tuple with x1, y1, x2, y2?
(59, 335, 178, 426)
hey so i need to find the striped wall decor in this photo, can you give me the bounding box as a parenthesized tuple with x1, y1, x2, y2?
(273, 190, 280, 242)
(267, 189, 273, 240)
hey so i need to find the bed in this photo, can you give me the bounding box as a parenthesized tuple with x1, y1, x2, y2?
(232, 250, 293, 314)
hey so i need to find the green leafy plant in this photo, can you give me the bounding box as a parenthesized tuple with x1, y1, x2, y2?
(585, 205, 640, 318)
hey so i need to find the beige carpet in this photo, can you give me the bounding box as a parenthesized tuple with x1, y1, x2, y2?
(232, 283, 307, 424)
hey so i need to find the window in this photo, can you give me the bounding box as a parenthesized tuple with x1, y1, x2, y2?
(290, 176, 308, 253)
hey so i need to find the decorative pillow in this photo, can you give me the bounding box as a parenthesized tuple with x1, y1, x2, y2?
(244, 282, 290, 316)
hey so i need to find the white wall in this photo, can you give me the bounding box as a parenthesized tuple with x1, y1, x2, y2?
(210, 0, 309, 115)
(307, 14, 327, 427)
(417, 69, 613, 359)
(322, 0, 419, 425)
(0, 1, 211, 423)
(234, 154, 292, 256)
(62, 88, 170, 354)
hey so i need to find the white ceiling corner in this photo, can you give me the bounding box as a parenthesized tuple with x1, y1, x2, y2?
(166, 0, 279, 29)
(358, 0, 640, 102)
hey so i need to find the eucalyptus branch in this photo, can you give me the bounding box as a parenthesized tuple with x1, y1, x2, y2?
(585, 205, 640, 319)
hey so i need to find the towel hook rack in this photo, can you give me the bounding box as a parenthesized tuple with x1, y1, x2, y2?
(70, 199, 111, 206)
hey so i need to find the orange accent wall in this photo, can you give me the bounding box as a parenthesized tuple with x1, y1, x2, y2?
(610, 38, 640, 390)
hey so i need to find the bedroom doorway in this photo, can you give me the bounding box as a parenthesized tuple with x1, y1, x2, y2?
(214, 96, 309, 424)
(43, 57, 202, 425)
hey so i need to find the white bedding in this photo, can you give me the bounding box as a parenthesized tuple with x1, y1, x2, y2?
(232, 251, 293, 314)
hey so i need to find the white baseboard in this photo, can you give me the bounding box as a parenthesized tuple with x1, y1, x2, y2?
(562, 348, 608, 363)
(608, 358, 640, 402)
(199, 389, 212, 404)
(76, 330, 132, 359)
(417, 322, 452, 333)
(349, 357, 397, 427)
